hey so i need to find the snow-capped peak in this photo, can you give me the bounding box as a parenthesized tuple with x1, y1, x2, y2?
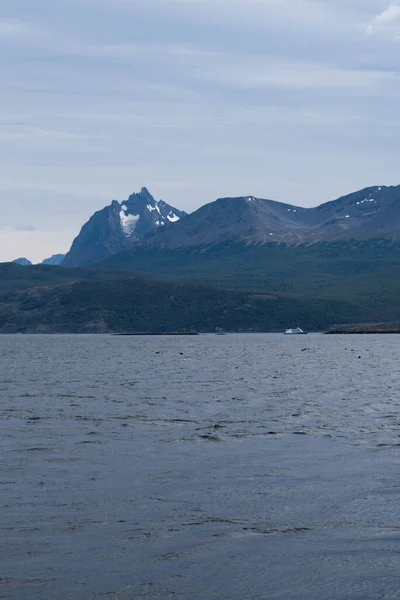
(117, 189, 186, 239)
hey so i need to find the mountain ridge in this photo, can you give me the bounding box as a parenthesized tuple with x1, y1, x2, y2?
(62, 183, 400, 267)
(133, 185, 400, 250)
(9, 183, 400, 269)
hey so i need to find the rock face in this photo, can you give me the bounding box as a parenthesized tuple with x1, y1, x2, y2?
(41, 254, 65, 265)
(13, 258, 32, 266)
(62, 188, 186, 266)
(138, 185, 400, 248)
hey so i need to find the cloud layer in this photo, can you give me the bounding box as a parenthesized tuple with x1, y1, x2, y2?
(367, 3, 400, 33)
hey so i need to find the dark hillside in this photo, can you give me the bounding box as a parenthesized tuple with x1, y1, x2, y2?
(0, 262, 140, 292)
(0, 274, 368, 334)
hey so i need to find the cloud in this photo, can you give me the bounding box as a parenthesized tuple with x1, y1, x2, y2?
(112, 0, 358, 36)
(200, 57, 395, 90)
(14, 224, 37, 232)
(2, 0, 400, 263)
(366, 3, 400, 34)
(0, 124, 102, 141)
(0, 19, 29, 37)
(43, 36, 396, 92)
(0, 18, 45, 39)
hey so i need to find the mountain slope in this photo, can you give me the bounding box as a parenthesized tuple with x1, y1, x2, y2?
(62, 187, 186, 266)
(99, 239, 400, 300)
(133, 195, 310, 248)
(312, 185, 400, 241)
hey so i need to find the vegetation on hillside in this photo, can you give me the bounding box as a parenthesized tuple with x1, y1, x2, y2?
(3, 238, 400, 334)
(0, 265, 366, 333)
(99, 239, 400, 298)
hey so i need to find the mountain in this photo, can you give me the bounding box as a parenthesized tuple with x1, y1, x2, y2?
(13, 258, 32, 266)
(119, 185, 400, 249)
(12, 184, 400, 271)
(62, 187, 186, 267)
(41, 254, 65, 265)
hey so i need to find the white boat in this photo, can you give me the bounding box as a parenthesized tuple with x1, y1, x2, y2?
(284, 327, 307, 335)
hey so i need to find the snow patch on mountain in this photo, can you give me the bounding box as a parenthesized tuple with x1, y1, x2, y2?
(120, 199, 181, 234)
(120, 207, 140, 236)
(356, 199, 377, 205)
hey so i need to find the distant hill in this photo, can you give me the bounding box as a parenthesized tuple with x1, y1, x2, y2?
(41, 254, 65, 265)
(62, 187, 186, 267)
(12, 255, 65, 266)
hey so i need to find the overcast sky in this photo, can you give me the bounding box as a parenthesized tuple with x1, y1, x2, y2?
(1, 0, 400, 262)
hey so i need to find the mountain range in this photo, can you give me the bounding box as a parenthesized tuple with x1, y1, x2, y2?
(61, 183, 400, 267)
(13, 184, 400, 268)
(135, 185, 400, 249)
(5, 182, 400, 333)
(13, 254, 65, 266)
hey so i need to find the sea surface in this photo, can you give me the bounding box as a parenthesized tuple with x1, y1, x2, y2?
(1, 333, 399, 599)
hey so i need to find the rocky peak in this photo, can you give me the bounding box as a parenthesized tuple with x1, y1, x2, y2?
(139, 187, 153, 200)
(62, 187, 186, 266)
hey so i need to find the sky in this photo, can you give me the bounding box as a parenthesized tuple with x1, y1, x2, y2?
(1, 0, 400, 262)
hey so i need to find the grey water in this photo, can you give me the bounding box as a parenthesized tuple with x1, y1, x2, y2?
(1, 334, 399, 600)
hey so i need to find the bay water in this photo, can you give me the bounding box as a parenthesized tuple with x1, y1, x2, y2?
(1, 334, 399, 599)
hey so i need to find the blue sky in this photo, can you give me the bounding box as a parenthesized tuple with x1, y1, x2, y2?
(1, 0, 400, 262)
